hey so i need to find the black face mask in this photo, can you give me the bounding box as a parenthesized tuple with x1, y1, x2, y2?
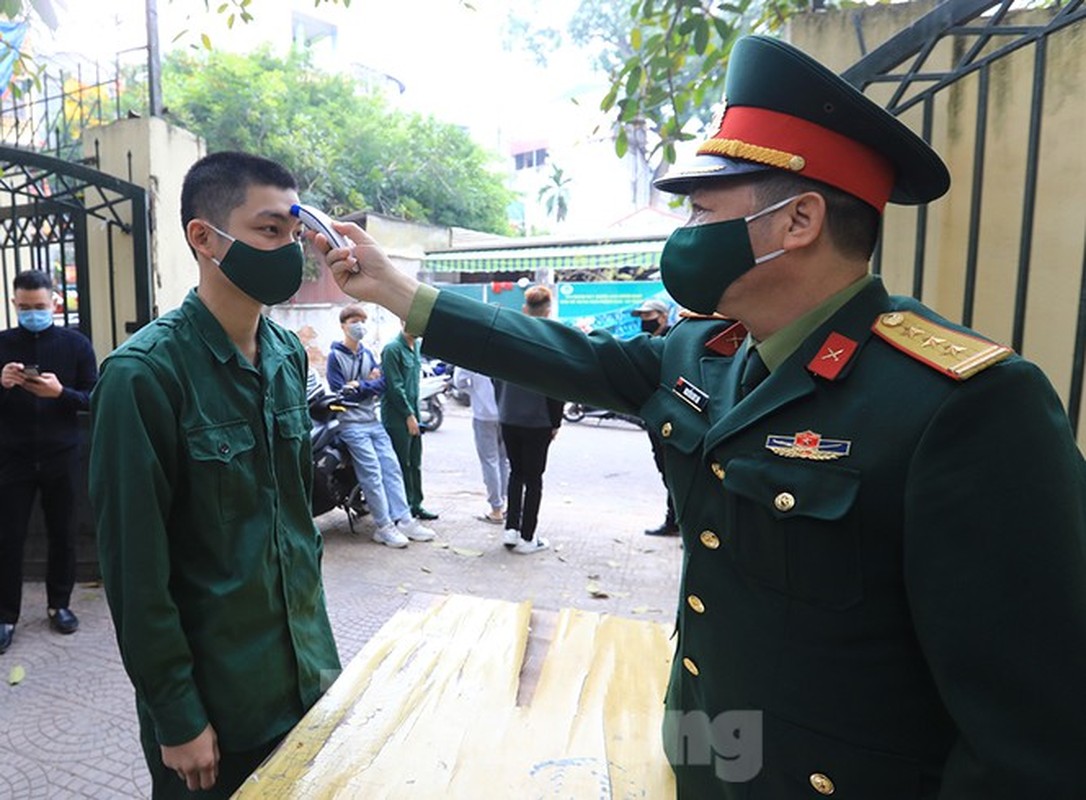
(640, 318, 661, 334)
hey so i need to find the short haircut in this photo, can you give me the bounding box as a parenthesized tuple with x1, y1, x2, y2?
(524, 285, 553, 310)
(339, 303, 367, 323)
(181, 151, 297, 233)
(13, 270, 52, 292)
(749, 172, 881, 261)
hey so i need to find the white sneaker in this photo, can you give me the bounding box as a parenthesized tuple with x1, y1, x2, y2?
(502, 529, 520, 549)
(512, 536, 549, 555)
(372, 523, 409, 548)
(397, 517, 435, 542)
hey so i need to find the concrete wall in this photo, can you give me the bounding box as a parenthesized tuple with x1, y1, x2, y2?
(790, 5, 1086, 443)
(83, 117, 203, 362)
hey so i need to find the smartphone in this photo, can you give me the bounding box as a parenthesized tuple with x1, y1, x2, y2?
(22, 364, 40, 378)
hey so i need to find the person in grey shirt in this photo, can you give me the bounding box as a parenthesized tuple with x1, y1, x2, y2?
(493, 287, 563, 555)
(452, 366, 509, 524)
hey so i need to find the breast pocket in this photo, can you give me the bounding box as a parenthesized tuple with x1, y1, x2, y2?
(187, 420, 257, 525)
(640, 388, 710, 523)
(722, 455, 862, 610)
(274, 405, 311, 503)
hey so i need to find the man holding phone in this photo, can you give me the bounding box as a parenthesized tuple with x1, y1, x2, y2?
(0, 269, 98, 654)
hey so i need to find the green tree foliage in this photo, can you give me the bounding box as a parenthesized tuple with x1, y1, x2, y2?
(598, 0, 825, 163)
(162, 47, 513, 233)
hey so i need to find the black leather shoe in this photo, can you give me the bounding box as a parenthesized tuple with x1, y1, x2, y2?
(0, 623, 13, 653)
(413, 508, 439, 521)
(48, 608, 79, 635)
(644, 523, 680, 537)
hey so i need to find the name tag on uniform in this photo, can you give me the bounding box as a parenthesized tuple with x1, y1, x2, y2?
(673, 377, 709, 412)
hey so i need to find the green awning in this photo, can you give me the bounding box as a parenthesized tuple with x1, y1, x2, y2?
(425, 240, 665, 273)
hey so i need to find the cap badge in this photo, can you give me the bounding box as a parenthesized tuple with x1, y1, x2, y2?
(766, 430, 851, 461)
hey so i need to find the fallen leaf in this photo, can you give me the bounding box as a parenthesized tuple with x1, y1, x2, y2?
(452, 547, 484, 558)
(396, 584, 409, 594)
(606, 560, 620, 569)
(586, 581, 610, 599)
(420, 566, 432, 574)
(431, 541, 450, 549)
(9, 665, 26, 685)
(587, 573, 601, 580)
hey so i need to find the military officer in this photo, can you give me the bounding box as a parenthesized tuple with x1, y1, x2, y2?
(315, 36, 1086, 799)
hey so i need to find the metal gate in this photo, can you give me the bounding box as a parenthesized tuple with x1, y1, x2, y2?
(0, 145, 152, 348)
(842, 0, 1086, 436)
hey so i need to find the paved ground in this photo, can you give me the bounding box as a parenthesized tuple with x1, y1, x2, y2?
(0, 401, 682, 798)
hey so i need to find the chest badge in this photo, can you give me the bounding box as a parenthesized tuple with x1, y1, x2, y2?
(807, 332, 858, 380)
(766, 430, 852, 461)
(673, 376, 710, 412)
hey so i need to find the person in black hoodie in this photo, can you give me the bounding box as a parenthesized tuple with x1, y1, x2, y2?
(0, 269, 98, 653)
(493, 285, 563, 555)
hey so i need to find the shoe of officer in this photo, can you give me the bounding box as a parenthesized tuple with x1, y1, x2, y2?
(644, 522, 680, 537)
(413, 507, 439, 521)
(48, 608, 80, 635)
(0, 623, 13, 653)
(512, 536, 550, 555)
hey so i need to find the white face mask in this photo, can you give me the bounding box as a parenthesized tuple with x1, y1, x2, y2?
(346, 321, 366, 341)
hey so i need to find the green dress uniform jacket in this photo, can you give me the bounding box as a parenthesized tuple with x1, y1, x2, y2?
(381, 333, 424, 512)
(417, 279, 1086, 799)
(89, 290, 340, 753)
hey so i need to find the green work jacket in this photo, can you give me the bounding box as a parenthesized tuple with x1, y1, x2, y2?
(89, 290, 340, 752)
(419, 279, 1086, 799)
(380, 333, 421, 424)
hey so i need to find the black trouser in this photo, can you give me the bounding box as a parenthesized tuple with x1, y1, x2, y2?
(0, 451, 79, 623)
(647, 431, 676, 529)
(501, 424, 553, 541)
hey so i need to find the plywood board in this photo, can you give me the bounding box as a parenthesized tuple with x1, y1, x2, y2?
(235, 595, 675, 799)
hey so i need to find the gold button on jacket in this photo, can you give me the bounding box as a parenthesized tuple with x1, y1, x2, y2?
(809, 773, 835, 795)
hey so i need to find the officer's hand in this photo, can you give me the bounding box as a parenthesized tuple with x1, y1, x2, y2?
(21, 371, 62, 399)
(161, 724, 219, 792)
(1, 362, 25, 389)
(308, 223, 419, 319)
(406, 415, 420, 437)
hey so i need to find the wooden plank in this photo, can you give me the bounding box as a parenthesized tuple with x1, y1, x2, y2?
(235, 595, 675, 799)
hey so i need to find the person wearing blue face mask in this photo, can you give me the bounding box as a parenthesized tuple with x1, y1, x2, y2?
(89, 151, 340, 798)
(0, 269, 98, 654)
(313, 35, 1086, 800)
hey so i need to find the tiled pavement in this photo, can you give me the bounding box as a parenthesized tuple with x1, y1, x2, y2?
(0, 402, 682, 798)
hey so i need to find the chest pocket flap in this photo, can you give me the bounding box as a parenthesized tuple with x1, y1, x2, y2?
(640, 387, 709, 454)
(188, 420, 256, 463)
(275, 406, 309, 439)
(723, 455, 863, 609)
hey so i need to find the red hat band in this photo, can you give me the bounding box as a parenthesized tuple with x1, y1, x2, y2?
(697, 106, 896, 211)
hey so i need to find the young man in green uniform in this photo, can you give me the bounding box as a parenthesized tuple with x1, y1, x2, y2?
(380, 325, 438, 520)
(314, 36, 1086, 799)
(89, 152, 340, 798)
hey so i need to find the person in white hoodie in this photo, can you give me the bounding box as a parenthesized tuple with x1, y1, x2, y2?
(327, 304, 434, 548)
(452, 366, 509, 524)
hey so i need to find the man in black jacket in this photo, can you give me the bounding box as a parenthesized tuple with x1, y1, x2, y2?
(0, 270, 98, 653)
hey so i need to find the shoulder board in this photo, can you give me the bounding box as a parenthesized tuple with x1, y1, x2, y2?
(678, 310, 731, 321)
(872, 310, 1012, 380)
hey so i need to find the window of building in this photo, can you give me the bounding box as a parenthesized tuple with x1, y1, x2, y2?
(513, 148, 549, 171)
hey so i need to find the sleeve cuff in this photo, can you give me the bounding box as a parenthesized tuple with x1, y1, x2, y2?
(145, 686, 209, 746)
(406, 284, 439, 337)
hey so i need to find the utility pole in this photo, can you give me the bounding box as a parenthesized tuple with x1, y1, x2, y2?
(146, 0, 163, 116)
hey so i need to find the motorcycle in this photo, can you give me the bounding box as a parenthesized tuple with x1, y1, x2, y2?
(562, 402, 646, 429)
(307, 376, 368, 532)
(418, 359, 452, 432)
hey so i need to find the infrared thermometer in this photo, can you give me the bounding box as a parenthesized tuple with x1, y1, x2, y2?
(290, 203, 351, 249)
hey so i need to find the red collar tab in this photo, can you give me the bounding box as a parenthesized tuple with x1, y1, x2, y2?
(706, 322, 748, 356)
(807, 332, 858, 380)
